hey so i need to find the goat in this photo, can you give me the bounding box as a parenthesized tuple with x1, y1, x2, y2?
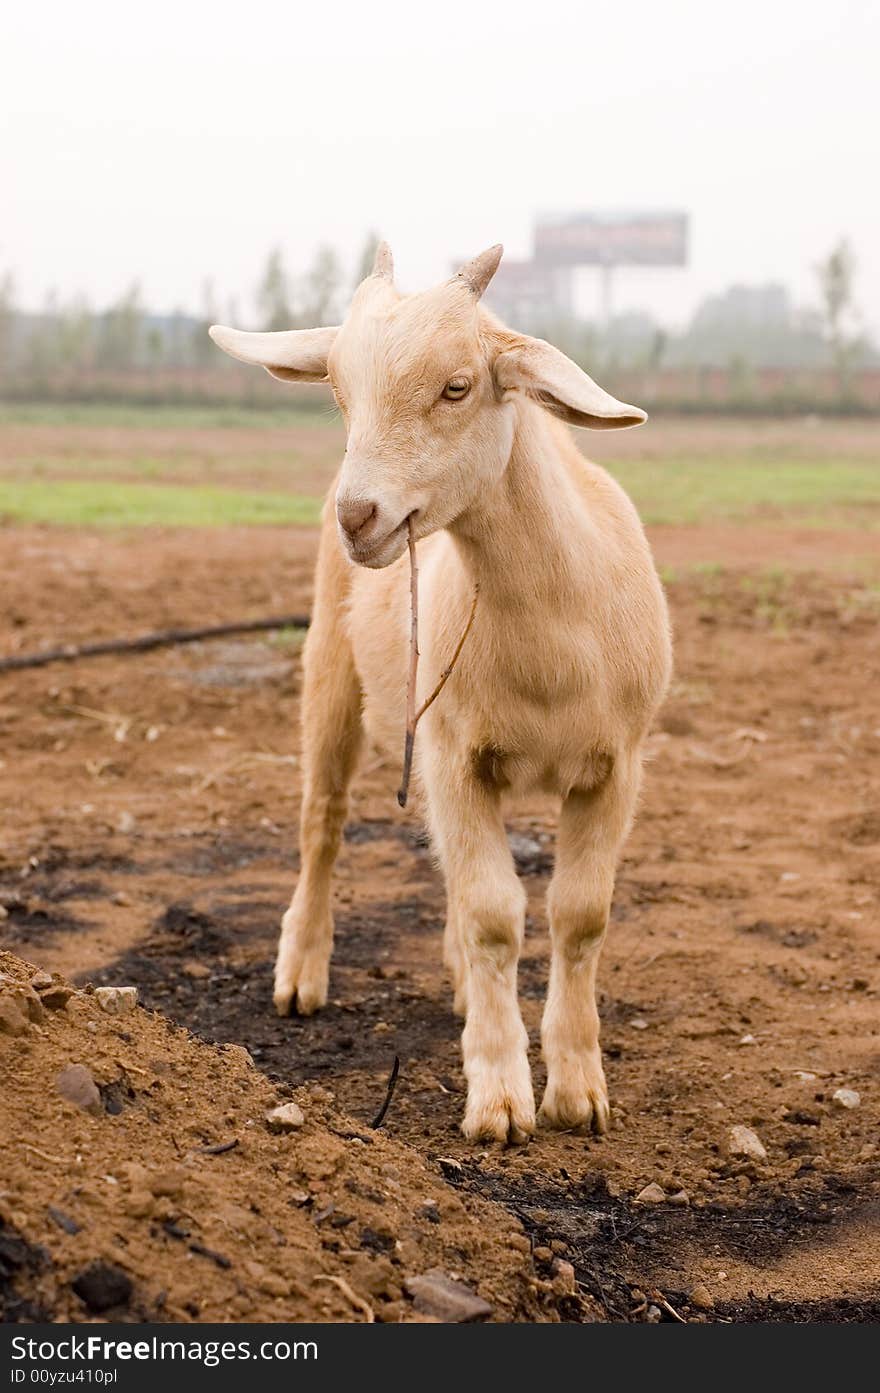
(210, 243, 672, 1143)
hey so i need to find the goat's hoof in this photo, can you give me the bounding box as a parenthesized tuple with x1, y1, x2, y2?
(462, 1067, 535, 1145)
(274, 909, 330, 1017)
(273, 982, 327, 1018)
(273, 968, 328, 1017)
(273, 959, 329, 1019)
(538, 1072, 610, 1134)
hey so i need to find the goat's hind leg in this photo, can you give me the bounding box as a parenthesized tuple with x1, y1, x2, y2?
(274, 541, 363, 1017)
(540, 757, 639, 1131)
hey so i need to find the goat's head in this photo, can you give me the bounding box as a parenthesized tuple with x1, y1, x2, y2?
(210, 244, 646, 568)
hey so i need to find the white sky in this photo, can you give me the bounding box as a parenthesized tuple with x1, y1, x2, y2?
(3, 0, 879, 332)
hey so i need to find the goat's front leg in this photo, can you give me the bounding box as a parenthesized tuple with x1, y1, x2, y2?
(540, 760, 639, 1132)
(427, 755, 534, 1143)
(273, 604, 363, 1017)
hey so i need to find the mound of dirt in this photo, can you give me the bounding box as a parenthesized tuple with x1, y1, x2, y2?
(0, 951, 588, 1324)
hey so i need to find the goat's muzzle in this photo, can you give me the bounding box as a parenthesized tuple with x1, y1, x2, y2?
(336, 496, 378, 543)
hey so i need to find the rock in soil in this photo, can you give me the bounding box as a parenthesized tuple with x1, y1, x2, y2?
(0, 983, 44, 1027)
(634, 1182, 667, 1204)
(552, 1259, 577, 1295)
(690, 1282, 715, 1310)
(94, 986, 138, 1016)
(20, 989, 45, 1024)
(47, 1207, 82, 1236)
(265, 1101, 305, 1132)
(71, 1262, 133, 1313)
(725, 1125, 767, 1162)
(832, 1088, 861, 1110)
(404, 1270, 493, 1322)
(0, 995, 31, 1037)
(437, 1157, 463, 1178)
(56, 1063, 103, 1116)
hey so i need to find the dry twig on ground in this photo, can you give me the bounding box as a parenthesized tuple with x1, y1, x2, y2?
(371, 1055, 401, 1129)
(0, 615, 310, 674)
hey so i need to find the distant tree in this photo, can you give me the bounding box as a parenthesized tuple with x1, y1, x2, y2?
(191, 277, 219, 366)
(648, 328, 667, 371)
(300, 243, 343, 325)
(25, 289, 63, 377)
(166, 309, 189, 369)
(256, 248, 292, 331)
(353, 230, 382, 288)
(727, 352, 755, 402)
(58, 296, 95, 371)
(0, 272, 16, 373)
(816, 240, 860, 393)
(97, 282, 144, 371)
(145, 325, 165, 368)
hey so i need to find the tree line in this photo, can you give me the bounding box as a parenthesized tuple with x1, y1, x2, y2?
(0, 236, 874, 400)
(0, 234, 381, 380)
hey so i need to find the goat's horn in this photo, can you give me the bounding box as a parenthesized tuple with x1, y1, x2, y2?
(372, 241, 394, 279)
(455, 244, 503, 298)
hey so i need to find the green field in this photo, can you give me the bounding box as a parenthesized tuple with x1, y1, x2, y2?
(609, 455, 880, 527)
(0, 479, 321, 528)
(0, 403, 876, 530)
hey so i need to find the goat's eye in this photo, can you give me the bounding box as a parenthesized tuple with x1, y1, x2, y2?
(442, 378, 470, 401)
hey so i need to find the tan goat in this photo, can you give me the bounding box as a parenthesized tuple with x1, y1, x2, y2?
(210, 244, 672, 1143)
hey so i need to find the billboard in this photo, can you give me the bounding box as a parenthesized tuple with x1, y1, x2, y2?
(535, 210, 688, 268)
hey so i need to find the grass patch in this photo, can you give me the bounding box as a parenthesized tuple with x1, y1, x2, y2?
(0, 480, 323, 528)
(608, 455, 880, 528)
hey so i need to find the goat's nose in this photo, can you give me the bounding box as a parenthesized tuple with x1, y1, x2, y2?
(337, 497, 377, 539)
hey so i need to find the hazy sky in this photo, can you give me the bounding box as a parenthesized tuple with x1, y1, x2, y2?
(3, 0, 879, 332)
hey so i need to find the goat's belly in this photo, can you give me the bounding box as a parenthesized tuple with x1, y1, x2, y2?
(483, 717, 616, 799)
(422, 674, 618, 800)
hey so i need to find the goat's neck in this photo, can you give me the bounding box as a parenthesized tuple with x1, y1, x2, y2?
(448, 403, 582, 609)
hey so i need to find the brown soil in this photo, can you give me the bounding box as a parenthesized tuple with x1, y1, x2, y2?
(0, 951, 557, 1324)
(2, 522, 879, 1324)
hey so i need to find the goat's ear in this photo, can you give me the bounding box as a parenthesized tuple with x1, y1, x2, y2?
(494, 336, 646, 429)
(208, 325, 338, 382)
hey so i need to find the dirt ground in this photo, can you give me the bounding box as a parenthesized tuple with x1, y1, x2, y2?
(2, 520, 879, 1323)
(0, 950, 554, 1324)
